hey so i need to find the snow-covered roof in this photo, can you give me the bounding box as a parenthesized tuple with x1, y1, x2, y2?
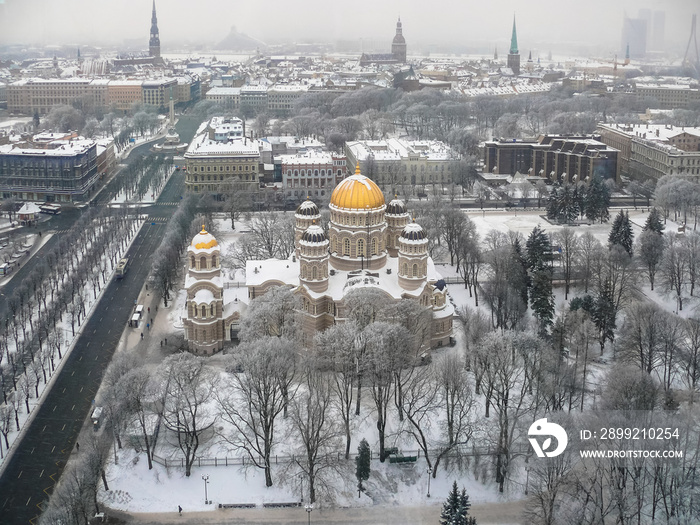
(193, 289, 215, 304)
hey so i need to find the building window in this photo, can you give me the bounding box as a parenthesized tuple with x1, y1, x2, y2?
(357, 239, 365, 257)
(201, 305, 206, 317)
(344, 238, 350, 256)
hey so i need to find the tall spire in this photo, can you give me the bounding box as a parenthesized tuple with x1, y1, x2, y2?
(510, 16, 519, 55)
(149, 0, 161, 59)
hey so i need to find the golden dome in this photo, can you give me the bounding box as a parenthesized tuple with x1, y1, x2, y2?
(191, 225, 218, 250)
(330, 165, 385, 210)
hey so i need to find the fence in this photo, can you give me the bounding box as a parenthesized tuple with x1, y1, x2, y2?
(149, 442, 532, 470)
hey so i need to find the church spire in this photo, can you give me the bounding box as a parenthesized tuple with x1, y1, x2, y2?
(149, 0, 161, 59)
(510, 16, 519, 55)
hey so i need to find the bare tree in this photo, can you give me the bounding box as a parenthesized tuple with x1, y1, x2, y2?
(160, 353, 218, 477)
(554, 227, 579, 300)
(314, 323, 358, 459)
(291, 365, 341, 503)
(217, 336, 295, 487)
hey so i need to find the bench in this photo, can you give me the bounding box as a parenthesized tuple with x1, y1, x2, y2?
(219, 503, 256, 509)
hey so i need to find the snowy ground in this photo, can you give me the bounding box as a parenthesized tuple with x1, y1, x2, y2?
(97, 206, 687, 522)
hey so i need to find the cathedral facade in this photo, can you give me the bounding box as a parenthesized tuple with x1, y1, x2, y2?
(182, 167, 453, 355)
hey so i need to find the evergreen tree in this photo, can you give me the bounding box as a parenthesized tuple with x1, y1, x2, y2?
(355, 438, 371, 496)
(526, 226, 552, 271)
(440, 481, 477, 525)
(511, 238, 530, 307)
(585, 174, 611, 223)
(530, 268, 555, 335)
(608, 210, 634, 256)
(643, 207, 664, 234)
(592, 280, 617, 353)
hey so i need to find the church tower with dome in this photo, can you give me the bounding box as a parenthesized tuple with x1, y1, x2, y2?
(183, 227, 225, 355)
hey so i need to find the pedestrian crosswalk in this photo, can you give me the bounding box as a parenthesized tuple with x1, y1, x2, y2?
(147, 217, 169, 223)
(151, 202, 179, 206)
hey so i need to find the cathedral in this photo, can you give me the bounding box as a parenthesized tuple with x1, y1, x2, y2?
(359, 18, 407, 66)
(182, 166, 453, 355)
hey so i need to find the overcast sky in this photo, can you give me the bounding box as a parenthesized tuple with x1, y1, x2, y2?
(0, 0, 697, 56)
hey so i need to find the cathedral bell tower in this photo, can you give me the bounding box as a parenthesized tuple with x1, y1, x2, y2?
(299, 224, 329, 293)
(397, 220, 428, 291)
(149, 0, 161, 59)
(392, 17, 407, 63)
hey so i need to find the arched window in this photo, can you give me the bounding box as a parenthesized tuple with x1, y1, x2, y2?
(190, 255, 195, 268)
(344, 238, 350, 256)
(301, 266, 307, 279)
(200, 256, 207, 269)
(412, 264, 418, 277)
(212, 255, 218, 267)
(312, 267, 317, 280)
(402, 262, 408, 275)
(371, 238, 378, 255)
(201, 305, 206, 317)
(357, 239, 365, 257)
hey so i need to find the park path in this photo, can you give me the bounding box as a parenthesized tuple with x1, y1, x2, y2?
(106, 499, 525, 525)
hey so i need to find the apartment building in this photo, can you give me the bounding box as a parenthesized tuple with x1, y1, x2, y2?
(483, 134, 620, 183)
(184, 116, 261, 194)
(345, 138, 459, 189)
(0, 134, 99, 202)
(597, 123, 700, 180)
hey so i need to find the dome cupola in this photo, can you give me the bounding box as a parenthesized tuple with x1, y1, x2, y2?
(400, 221, 427, 241)
(330, 164, 385, 211)
(296, 199, 321, 218)
(191, 226, 218, 250)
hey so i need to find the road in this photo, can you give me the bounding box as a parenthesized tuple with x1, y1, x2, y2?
(0, 119, 192, 523)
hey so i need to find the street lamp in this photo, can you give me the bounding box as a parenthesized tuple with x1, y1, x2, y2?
(525, 465, 531, 496)
(305, 503, 313, 525)
(201, 474, 210, 504)
(427, 466, 433, 498)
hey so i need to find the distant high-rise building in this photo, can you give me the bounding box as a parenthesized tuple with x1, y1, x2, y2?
(507, 16, 520, 75)
(622, 16, 647, 59)
(149, 0, 161, 59)
(392, 17, 407, 63)
(652, 11, 666, 51)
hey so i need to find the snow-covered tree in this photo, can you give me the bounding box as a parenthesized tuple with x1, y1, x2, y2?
(440, 481, 477, 525)
(608, 210, 634, 256)
(355, 438, 370, 496)
(643, 207, 664, 234)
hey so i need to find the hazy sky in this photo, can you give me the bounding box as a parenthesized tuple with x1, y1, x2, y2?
(0, 0, 697, 56)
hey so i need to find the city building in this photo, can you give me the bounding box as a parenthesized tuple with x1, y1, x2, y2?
(182, 167, 454, 354)
(107, 80, 144, 113)
(633, 82, 700, 109)
(267, 85, 310, 116)
(0, 133, 100, 202)
(142, 78, 177, 109)
(344, 138, 460, 190)
(279, 150, 348, 200)
(204, 87, 241, 110)
(507, 16, 521, 76)
(596, 123, 700, 180)
(7, 77, 198, 115)
(483, 134, 620, 183)
(184, 116, 261, 194)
